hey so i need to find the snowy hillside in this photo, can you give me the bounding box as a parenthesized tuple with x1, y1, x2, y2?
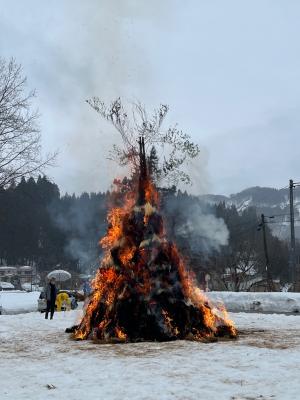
(202, 186, 300, 238)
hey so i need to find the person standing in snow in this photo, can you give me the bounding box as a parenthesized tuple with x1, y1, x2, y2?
(83, 280, 91, 297)
(45, 277, 57, 320)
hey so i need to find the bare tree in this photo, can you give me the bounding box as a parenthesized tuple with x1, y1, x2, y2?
(218, 245, 261, 292)
(0, 58, 56, 188)
(87, 97, 200, 186)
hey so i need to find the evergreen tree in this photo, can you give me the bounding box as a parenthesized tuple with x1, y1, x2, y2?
(147, 146, 161, 182)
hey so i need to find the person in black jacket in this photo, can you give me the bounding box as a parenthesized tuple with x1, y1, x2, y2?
(45, 277, 57, 319)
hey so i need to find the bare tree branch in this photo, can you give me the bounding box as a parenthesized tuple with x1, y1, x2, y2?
(87, 97, 200, 186)
(0, 58, 57, 188)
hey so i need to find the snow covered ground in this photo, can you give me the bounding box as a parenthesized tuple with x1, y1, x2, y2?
(1, 310, 300, 400)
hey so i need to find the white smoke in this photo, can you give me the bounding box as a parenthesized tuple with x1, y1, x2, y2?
(176, 208, 229, 252)
(165, 196, 229, 253)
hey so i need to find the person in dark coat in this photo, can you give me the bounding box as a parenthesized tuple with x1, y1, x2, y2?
(83, 280, 91, 297)
(45, 277, 57, 319)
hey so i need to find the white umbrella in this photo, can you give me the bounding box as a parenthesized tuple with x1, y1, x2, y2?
(47, 269, 71, 282)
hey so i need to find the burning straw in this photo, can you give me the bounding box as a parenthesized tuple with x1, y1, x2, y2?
(67, 137, 237, 343)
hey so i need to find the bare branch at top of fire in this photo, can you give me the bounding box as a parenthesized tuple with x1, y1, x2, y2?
(86, 97, 200, 186)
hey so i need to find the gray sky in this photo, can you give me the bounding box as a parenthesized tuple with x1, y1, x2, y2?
(1, 0, 300, 195)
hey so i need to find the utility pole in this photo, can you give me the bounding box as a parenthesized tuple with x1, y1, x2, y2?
(259, 214, 274, 291)
(289, 179, 296, 287)
(30, 264, 33, 292)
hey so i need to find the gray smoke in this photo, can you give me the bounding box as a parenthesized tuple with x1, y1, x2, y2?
(37, 0, 175, 195)
(176, 207, 229, 253)
(164, 195, 229, 254)
(49, 195, 106, 272)
(64, 238, 96, 269)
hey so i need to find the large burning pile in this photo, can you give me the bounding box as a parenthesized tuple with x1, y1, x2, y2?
(70, 138, 236, 342)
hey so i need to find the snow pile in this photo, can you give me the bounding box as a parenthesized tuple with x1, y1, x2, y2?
(0, 281, 15, 290)
(0, 291, 40, 314)
(21, 283, 41, 291)
(2, 290, 300, 316)
(208, 291, 300, 313)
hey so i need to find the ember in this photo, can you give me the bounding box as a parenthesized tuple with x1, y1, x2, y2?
(69, 138, 237, 342)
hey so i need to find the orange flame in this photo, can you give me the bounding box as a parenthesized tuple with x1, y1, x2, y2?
(73, 177, 236, 342)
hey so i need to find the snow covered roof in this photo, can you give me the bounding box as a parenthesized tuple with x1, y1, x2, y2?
(0, 266, 17, 270)
(18, 266, 32, 271)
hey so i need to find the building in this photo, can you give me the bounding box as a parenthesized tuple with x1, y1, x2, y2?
(0, 266, 17, 279)
(0, 265, 36, 289)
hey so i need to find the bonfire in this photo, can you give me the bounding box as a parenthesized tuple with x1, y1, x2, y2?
(68, 137, 237, 342)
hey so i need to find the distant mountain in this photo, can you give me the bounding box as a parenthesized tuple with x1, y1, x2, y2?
(201, 186, 300, 239)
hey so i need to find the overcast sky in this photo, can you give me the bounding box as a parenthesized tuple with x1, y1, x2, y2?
(1, 1, 300, 195)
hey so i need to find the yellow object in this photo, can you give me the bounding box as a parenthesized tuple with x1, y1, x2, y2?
(56, 292, 71, 311)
